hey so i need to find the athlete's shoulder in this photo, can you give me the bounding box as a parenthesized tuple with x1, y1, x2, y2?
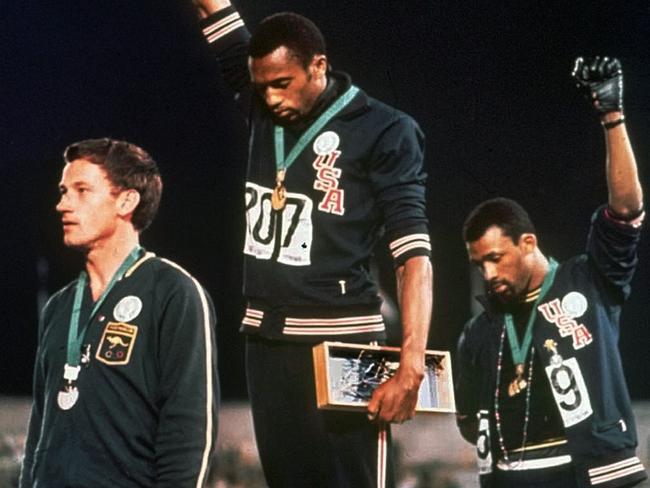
(38, 279, 80, 336)
(458, 311, 494, 350)
(132, 253, 198, 283)
(334, 73, 415, 122)
(344, 93, 423, 153)
(463, 311, 490, 334)
(44, 278, 79, 311)
(358, 90, 419, 126)
(136, 254, 211, 300)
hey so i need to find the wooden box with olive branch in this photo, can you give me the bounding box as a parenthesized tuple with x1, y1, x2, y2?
(312, 342, 456, 414)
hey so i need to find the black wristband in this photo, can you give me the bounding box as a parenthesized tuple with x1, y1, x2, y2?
(606, 205, 645, 222)
(602, 116, 625, 130)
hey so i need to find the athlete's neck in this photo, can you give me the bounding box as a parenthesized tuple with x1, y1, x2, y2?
(85, 232, 140, 301)
(290, 75, 338, 131)
(526, 251, 550, 295)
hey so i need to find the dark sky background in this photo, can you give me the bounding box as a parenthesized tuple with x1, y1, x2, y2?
(2, 1, 649, 400)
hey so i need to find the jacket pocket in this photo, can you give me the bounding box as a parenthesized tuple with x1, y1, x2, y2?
(593, 418, 634, 448)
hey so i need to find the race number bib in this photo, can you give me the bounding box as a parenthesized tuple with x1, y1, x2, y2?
(545, 357, 592, 427)
(244, 182, 313, 266)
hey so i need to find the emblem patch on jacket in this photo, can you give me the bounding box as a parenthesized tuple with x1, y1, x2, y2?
(313, 131, 345, 216)
(538, 293, 593, 349)
(95, 322, 138, 365)
(113, 295, 142, 322)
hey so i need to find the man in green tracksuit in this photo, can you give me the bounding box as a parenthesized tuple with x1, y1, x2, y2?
(20, 138, 219, 487)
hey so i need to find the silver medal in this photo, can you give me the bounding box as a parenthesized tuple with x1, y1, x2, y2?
(57, 385, 79, 410)
(57, 363, 81, 410)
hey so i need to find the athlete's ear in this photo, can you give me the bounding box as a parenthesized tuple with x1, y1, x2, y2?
(519, 233, 537, 254)
(310, 54, 328, 78)
(117, 189, 140, 218)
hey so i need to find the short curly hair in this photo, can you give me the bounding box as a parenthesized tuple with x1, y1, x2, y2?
(249, 12, 326, 69)
(63, 138, 163, 232)
(463, 197, 536, 244)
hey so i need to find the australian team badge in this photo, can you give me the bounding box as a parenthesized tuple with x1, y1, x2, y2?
(95, 322, 138, 365)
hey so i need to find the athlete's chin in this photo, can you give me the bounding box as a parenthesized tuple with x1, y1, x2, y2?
(62, 236, 90, 251)
(492, 287, 516, 303)
(273, 111, 301, 125)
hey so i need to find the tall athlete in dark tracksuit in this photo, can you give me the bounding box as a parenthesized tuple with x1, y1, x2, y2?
(192, 1, 433, 487)
(20, 139, 219, 488)
(456, 58, 647, 487)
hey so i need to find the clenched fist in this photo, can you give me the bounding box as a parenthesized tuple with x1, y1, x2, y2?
(572, 56, 623, 114)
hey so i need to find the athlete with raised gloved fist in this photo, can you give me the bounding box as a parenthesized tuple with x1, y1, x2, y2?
(455, 56, 647, 488)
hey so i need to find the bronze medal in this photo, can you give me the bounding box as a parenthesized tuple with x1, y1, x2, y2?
(508, 363, 527, 397)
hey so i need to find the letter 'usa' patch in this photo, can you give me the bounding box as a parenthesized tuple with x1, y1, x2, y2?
(95, 322, 138, 365)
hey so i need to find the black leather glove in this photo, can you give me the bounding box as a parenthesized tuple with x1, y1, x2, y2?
(572, 56, 623, 113)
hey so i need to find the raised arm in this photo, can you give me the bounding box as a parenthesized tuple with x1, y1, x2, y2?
(573, 56, 644, 293)
(573, 56, 644, 217)
(603, 114, 643, 217)
(191, 0, 232, 19)
(193, 0, 251, 104)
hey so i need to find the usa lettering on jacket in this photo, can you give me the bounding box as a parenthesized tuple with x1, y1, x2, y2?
(538, 293, 593, 350)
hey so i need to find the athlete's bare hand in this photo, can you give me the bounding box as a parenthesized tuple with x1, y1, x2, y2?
(367, 364, 423, 424)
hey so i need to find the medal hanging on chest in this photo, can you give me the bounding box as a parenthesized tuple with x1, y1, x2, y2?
(272, 85, 359, 211)
(58, 246, 142, 410)
(503, 259, 559, 397)
(493, 258, 559, 466)
(508, 363, 528, 397)
(57, 364, 81, 410)
(271, 169, 287, 210)
(503, 313, 533, 398)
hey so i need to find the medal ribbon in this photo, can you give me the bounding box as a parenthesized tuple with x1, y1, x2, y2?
(66, 246, 142, 367)
(504, 258, 558, 366)
(274, 85, 360, 174)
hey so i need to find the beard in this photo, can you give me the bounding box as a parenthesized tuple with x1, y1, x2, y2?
(487, 280, 520, 304)
(270, 108, 302, 126)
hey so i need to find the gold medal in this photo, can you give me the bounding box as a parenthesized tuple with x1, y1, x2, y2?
(508, 363, 527, 397)
(271, 169, 287, 210)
